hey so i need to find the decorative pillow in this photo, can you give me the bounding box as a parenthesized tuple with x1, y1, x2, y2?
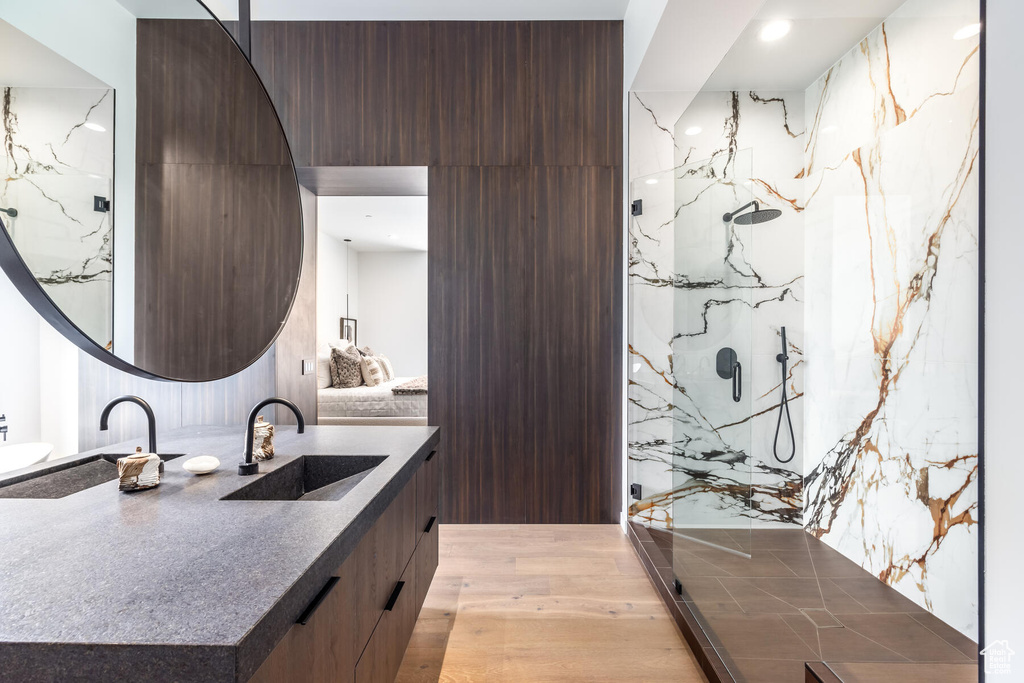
(378, 355, 395, 381)
(357, 345, 375, 357)
(330, 345, 363, 388)
(360, 355, 385, 387)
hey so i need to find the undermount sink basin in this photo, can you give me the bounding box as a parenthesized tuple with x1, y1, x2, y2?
(0, 453, 184, 499)
(222, 455, 386, 502)
(0, 442, 54, 475)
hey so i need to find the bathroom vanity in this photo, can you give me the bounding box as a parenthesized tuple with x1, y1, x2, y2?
(0, 425, 440, 683)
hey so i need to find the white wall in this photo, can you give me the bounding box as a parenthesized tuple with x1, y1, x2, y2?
(356, 252, 428, 377)
(0, 269, 79, 459)
(316, 232, 358, 347)
(0, 0, 138, 361)
(0, 270, 42, 447)
(984, 0, 1024, 659)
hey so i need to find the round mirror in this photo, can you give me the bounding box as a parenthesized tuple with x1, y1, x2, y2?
(0, 0, 301, 381)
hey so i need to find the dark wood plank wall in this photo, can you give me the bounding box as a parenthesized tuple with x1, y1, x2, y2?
(274, 185, 318, 425)
(134, 19, 301, 380)
(251, 21, 622, 523)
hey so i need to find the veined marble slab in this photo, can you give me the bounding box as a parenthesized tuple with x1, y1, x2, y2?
(802, 0, 980, 639)
(628, 89, 806, 531)
(0, 86, 114, 347)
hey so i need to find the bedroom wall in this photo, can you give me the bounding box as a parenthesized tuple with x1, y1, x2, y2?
(356, 251, 427, 378)
(315, 230, 358, 347)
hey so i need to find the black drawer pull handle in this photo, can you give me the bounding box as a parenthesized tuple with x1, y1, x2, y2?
(385, 581, 405, 611)
(426, 450, 436, 462)
(424, 516, 437, 533)
(296, 576, 339, 625)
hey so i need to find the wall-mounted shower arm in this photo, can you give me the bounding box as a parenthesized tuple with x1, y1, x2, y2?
(722, 201, 759, 223)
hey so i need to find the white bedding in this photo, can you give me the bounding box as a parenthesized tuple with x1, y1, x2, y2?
(317, 377, 427, 419)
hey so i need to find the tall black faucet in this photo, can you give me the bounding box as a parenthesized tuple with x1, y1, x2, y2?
(100, 396, 157, 454)
(0, 414, 7, 442)
(239, 397, 305, 475)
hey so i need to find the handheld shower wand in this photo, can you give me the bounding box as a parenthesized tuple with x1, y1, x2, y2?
(773, 326, 796, 464)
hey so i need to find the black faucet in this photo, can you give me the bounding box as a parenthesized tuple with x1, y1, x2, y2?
(0, 414, 7, 442)
(99, 396, 157, 454)
(239, 397, 305, 475)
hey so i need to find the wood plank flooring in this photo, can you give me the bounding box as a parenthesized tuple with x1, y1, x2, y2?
(395, 525, 706, 682)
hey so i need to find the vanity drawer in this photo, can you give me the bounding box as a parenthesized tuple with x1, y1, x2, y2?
(415, 449, 440, 536)
(248, 572, 355, 683)
(248, 474, 419, 683)
(413, 508, 439, 616)
(355, 514, 437, 683)
(354, 554, 419, 683)
(354, 476, 417, 651)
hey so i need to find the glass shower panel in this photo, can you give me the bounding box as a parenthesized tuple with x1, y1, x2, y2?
(671, 148, 755, 557)
(627, 166, 680, 534)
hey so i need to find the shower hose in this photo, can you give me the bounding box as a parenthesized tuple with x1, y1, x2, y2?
(773, 326, 796, 464)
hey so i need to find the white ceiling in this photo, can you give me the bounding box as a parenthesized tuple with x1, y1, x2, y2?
(700, 0, 910, 91)
(0, 21, 109, 88)
(184, 0, 633, 21)
(630, 0, 923, 93)
(318, 196, 428, 253)
(631, 0, 764, 92)
(114, 0, 216, 19)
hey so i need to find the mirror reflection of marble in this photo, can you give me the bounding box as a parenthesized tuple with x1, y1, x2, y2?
(0, 0, 302, 382)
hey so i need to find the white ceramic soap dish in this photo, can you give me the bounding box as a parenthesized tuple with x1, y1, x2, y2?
(182, 456, 220, 475)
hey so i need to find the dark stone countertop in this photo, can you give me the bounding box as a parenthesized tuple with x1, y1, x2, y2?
(0, 424, 440, 683)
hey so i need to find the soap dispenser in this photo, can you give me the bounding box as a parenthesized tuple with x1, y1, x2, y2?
(117, 447, 162, 491)
(252, 416, 275, 461)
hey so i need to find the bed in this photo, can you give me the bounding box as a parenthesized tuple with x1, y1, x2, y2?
(318, 377, 427, 426)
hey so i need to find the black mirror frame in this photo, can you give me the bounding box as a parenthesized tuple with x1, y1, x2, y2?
(0, 0, 303, 383)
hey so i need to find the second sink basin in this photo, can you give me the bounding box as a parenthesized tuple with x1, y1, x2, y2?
(0, 453, 185, 499)
(221, 455, 386, 502)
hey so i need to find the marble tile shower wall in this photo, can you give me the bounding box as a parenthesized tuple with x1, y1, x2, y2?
(627, 0, 979, 639)
(802, 0, 980, 638)
(0, 87, 114, 347)
(628, 90, 806, 529)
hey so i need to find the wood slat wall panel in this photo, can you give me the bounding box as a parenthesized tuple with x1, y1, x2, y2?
(429, 22, 532, 166)
(252, 22, 621, 169)
(248, 20, 623, 523)
(428, 167, 620, 523)
(134, 19, 301, 381)
(134, 163, 300, 379)
(274, 185, 319, 425)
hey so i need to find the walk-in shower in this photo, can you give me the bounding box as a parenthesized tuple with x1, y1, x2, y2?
(627, 0, 981, 678)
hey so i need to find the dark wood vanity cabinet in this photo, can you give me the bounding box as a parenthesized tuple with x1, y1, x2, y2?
(249, 449, 440, 683)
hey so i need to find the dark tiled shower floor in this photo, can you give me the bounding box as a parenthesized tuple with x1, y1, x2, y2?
(628, 523, 978, 682)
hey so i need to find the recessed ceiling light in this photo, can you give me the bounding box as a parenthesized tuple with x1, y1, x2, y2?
(364, 214, 372, 219)
(83, 122, 106, 132)
(684, 126, 702, 136)
(388, 234, 399, 240)
(645, 178, 658, 185)
(953, 23, 981, 40)
(760, 20, 792, 42)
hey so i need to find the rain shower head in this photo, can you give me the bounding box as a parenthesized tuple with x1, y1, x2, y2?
(723, 201, 781, 225)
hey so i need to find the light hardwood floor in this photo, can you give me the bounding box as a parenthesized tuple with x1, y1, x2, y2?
(395, 524, 707, 683)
